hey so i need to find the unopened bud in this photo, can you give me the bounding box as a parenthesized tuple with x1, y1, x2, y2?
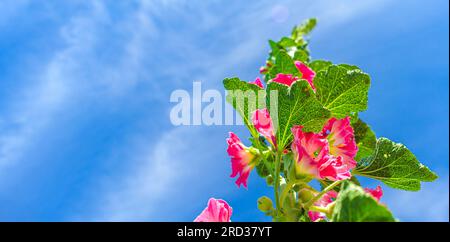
(266, 175, 274, 186)
(257, 196, 273, 212)
(298, 188, 316, 203)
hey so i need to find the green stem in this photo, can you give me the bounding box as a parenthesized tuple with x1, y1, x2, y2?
(279, 180, 295, 208)
(279, 180, 311, 207)
(304, 180, 343, 209)
(309, 205, 329, 214)
(273, 151, 282, 215)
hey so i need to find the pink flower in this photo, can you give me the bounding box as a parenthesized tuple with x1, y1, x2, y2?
(194, 198, 232, 222)
(252, 108, 276, 146)
(295, 61, 316, 91)
(291, 126, 328, 178)
(249, 77, 264, 89)
(318, 155, 352, 181)
(365, 186, 383, 202)
(227, 132, 255, 188)
(271, 73, 299, 87)
(321, 117, 358, 170)
(308, 190, 337, 222)
(291, 126, 351, 180)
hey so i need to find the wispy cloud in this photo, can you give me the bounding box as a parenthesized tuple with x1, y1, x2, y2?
(74, 0, 395, 221)
(74, 126, 232, 221)
(0, 1, 106, 170)
(0, 0, 446, 222)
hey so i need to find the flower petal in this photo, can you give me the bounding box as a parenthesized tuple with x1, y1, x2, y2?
(271, 73, 299, 86)
(252, 108, 276, 146)
(194, 198, 232, 222)
(295, 61, 316, 91)
(322, 117, 358, 169)
(249, 77, 264, 89)
(226, 132, 255, 188)
(364, 186, 383, 202)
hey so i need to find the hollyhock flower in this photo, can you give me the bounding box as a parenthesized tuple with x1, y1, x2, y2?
(321, 117, 358, 170)
(252, 108, 276, 146)
(271, 73, 299, 86)
(227, 132, 256, 188)
(291, 126, 328, 178)
(308, 190, 337, 222)
(194, 198, 232, 222)
(291, 126, 351, 181)
(318, 155, 351, 181)
(295, 61, 316, 91)
(365, 186, 383, 202)
(249, 77, 264, 89)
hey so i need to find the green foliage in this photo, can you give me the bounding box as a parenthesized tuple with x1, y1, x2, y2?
(351, 118, 377, 161)
(291, 18, 317, 41)
(267, 51, 301, 80)
(314, 65, 370, 118)
(223, 77, 265, 128)
(266, 80, 330, 149)
(266, 18, 317, 76)
(354, 138, 438, 191)
(331, 182, 396, 222)
(221, 18, 439, 223)
(308, 60, 332, 73)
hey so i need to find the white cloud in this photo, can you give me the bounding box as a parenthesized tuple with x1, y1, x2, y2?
(0, 1, 107, 170)
(4, 0, 445, 222)
(72, 0, 397, 221)
(72, 126, 231, 221)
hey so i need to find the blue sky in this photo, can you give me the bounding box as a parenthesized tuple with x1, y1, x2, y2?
(0, 0, 448, 221)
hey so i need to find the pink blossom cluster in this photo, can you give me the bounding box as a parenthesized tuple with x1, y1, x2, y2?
(195, 61, 384, 222)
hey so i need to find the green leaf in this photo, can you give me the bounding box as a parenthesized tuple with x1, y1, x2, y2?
(266, 80, 330, 149)
(320, 176, 361, 192)
(354, 138, 438, 191)
(351, 118, 377, 161)
(314, 65, 370, 118)
(340, 64, 360, 71)
(278, 37, 296, 48)
(255, 159, 272, 178)
(308, 60, 332, 73)
(331, 182, 396, 222)
(267, 51, 301, 80)
(292, 49, 310, 63)
(291, 18, 317, 42)
(223, 77, 265, 128)
(269, 39, 281, 57)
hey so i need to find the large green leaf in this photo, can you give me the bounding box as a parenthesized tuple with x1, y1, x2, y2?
(354, 138, 438, 191)
(314, 65, 370, 118)
(266, 80, 330, 149)
(223, 77, 265, 127)
(351, 118, 377, 161)
(331, 182, 396, 222)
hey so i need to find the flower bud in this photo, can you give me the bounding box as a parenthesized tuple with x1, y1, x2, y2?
(298, 188, 316, 203)
(257, 196, 273, 212)
(266, 175, 274, 186)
